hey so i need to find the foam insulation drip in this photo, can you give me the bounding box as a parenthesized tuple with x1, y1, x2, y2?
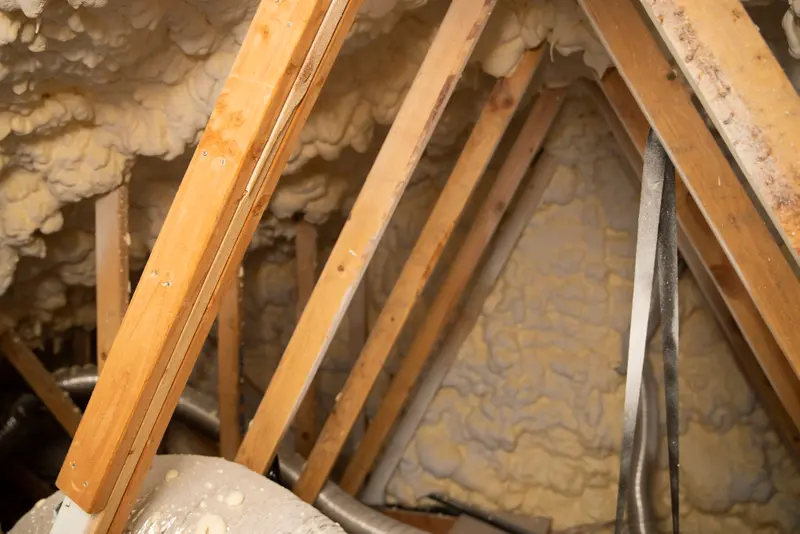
(0, 0, 612, 337)
(385, 99, 800, 533)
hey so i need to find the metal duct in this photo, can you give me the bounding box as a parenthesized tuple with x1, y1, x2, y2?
(0, 365, 422, 534)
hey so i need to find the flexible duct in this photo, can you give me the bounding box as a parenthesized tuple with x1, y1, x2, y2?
(629, 352, 659, 533)
(0, 365, 422, 534)
(2, 361, 660, 533)
(619, 282, 663, 534)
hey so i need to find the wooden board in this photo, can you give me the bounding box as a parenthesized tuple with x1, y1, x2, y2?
(218, 269, 243, 461)
(292, 49, 545, 502)
(449, 515, 506, 534)
(293, 221, 319, 457)
(361, 156, 559, 503)
(72, 329, 92, 366)
(582, 74, 800, 455)
(94, 186, 130, 374)
(235, 0, 499, 476)
(346, 281, 368, 453)
(581, 0, 800, 435)
(635, 0, 800, 260)
(339, 89, 566, 495)
(56, 0, 345, 526)
(94, 4, 369, 530)
(1, 331, 82, 437)
(378, 509, 455, 534)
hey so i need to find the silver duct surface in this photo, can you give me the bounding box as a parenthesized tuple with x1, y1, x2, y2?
(1, 366, 422, 534)
(629, 356, 659, 533)
(4, 356, 661, 534)
(619, 280, 664, 534)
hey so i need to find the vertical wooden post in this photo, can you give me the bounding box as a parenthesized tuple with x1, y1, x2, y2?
(72, 329, 92, 365)
(339, 89, 566, 495)
(1, 331, 82, 437)
(293, 221, 319, 457)
(346, 281, 368, 452)
(95, 186, 130, 374)
(235, 0, 499, 477)
(218, 268, 243, 461)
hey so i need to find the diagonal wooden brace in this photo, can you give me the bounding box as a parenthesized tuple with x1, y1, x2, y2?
(235, 0, 500, 477)
(293, 48, 546, 503)
(55, 1, 364, 532)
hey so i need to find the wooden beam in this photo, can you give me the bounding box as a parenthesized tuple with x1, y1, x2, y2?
(339, 89, 566, 495)
(96, 6, 370, 527)
(377, 509, 456, 534)
(293, 221, 319, 457)
(1, 331, 82, 437)
(57, 1, 357, 530)
(582, 75, 800, 455)
(634, 0, 800, 260)
(292, 49, 545, 502)
(217, 268, 243, 461)
(235, 0, 498, 476)
(72, 329, 92, 366)
(581, 0, 800, 442)
(345, 281, 368, 452)
(92, 6, 371, 528)
(362, 155, 559, 503)
(94, 185, 130, 374)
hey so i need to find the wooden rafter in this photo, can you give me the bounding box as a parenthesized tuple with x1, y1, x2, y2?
(346, 281, 368, 451)
(581, 0, 800, 436)
(340, 88, 566, 495)
(293, 220, 319, 457)
(635, 0, 800, 260)
(47, 0, 800, 530)
(362, 155, 560, 502)
(235, 0, 499, 477)
(582, 75, 800, 455)
(217, 270, 243, 461)
(94, 186, 130, 374)
(1, 331, 82, 437)
(293, 48, 545, 502)
(57, 1, 363, 531)
(379, 509, 456, 533)
(72, 329, 92, 365)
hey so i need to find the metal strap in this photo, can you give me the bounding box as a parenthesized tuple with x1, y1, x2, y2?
(615, 130, 680, 533)
(658, 148, 680, 534)
(49, 497, 92, 534)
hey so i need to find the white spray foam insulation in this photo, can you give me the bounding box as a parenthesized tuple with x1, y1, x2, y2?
(0, 0, 796, 530)
(0, 0, 611, 336)
(384, 99, 800, 532)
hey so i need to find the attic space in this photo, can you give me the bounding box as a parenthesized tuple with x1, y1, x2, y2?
(1, 0, 800, 533)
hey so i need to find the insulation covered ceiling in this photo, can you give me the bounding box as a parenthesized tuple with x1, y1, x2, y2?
(0, 0, 615, 335)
